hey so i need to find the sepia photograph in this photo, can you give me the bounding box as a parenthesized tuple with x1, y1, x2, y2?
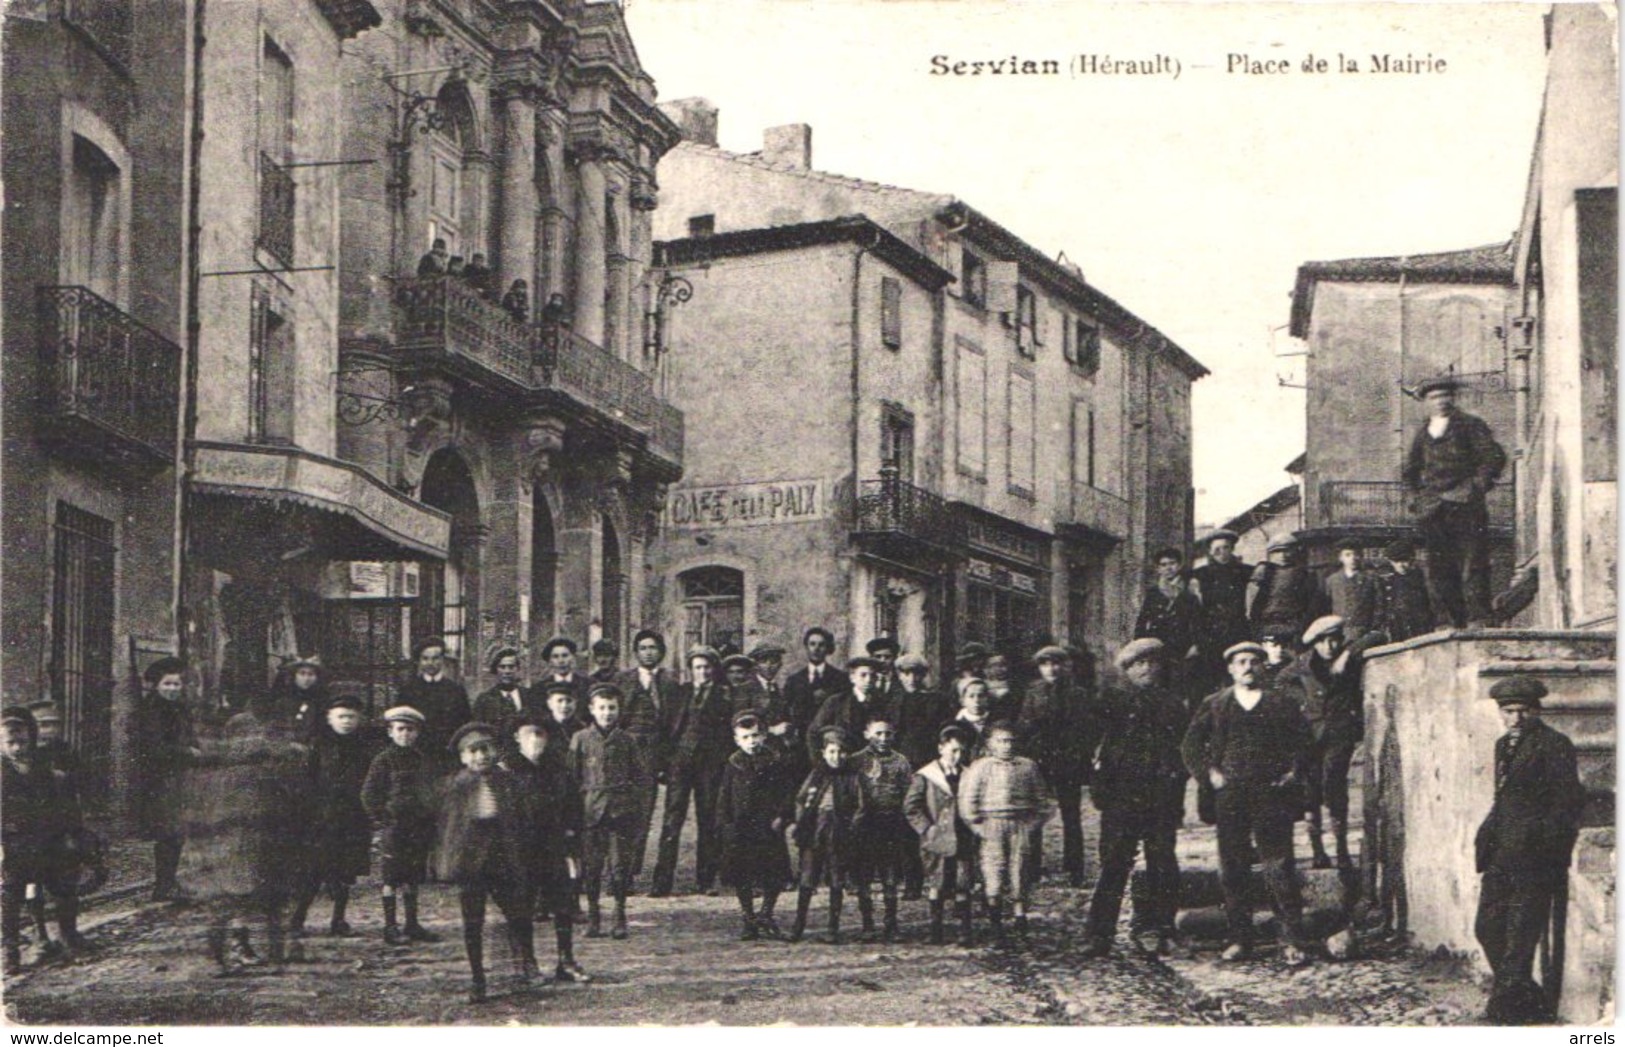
(0, 0, 1616, 1030)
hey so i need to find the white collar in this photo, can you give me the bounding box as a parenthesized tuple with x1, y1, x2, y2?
(421, 672, 443, 683)
(1232, 686, 1264, 711)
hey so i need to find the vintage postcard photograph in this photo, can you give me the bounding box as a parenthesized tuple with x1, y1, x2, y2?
(0, 0, 1615, 1031)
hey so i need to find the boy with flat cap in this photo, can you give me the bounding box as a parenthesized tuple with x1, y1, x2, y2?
(1376, 538, 1433, 644)
(361, 706, 440, 945)
(807, 656, 893, 759)
(715, 710, 796, 940)
(570, 683, 644, 939)
(1275, 616, 1369, 869)
(589, 639, 620, 684)
(789, 724, 868, 943)
(1473, 677, 1585, 1024)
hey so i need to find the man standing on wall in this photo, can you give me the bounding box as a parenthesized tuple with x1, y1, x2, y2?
(1474, 677, 1586, 1025)
(1401, 377, 1508, 629)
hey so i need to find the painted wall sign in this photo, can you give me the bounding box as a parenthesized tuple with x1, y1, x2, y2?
(663, 478, 825, 529)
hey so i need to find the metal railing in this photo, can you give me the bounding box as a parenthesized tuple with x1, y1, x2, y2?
(854, 475, 965, 548)
(37, 285, 181, 459)
(394, 276, 532, 387)
(1068, 481, 1131, 538)
(1320, 479, 1515, 528)
(63, 0, 132, 72)
(257, 153, 295, 266)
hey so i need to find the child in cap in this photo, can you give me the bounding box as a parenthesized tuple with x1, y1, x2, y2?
(1, 707, 87, 973)
(715, 710, 795, 941)
(569, 683, 645, 940)
(435, 723, 540, 1002)
(290, 696, 375, 939)
(542, 680, 588, 751)
(852, 714, 915, 942)
(905, 724, 980, 945)
(959, 722, 1050, 942)
(361, 706, 440, 946)
(23, 701, 80, 958)
(788, 724, 868, 943)
(504, 717, 590, 984)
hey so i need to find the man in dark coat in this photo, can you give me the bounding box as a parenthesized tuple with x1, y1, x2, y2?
(1191, 530, 1253, 698)
(1248, 537, 1317, 645)
(1135, 547, 1204, 713)
(1182, 642, 1313, 965)
(1473, 677, 1586, 1025)
(134, 657, 199, 903)
(1376, 538, 1434, 643)
(807, 657, 894, 759)
(865, 637, 902, 709)
(891, 654, 955, 771)
(470, 646, 542, 758)
(1275, 616, 1369, 869)
(1017, 645, 1098, 888)
(537, 637, 594, 702)
(614, 628, 681, 885)
(398, 638, 471, 766)
(650, 646, 736, 897)
(1083, 639, 1189, 957)
(781, 627, 850, 760)
(1320, 539, 1383, 641)
(588, 639, 620, 684)
(1402, 376, 1509, 628)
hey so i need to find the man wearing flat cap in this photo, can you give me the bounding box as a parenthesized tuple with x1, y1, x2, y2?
(589, 639, 621, 684)
(807, 656, 894, 759)
(737, 644, 797, 762)
(1016, 645, 1098, 888)
(1376, 539, 1433, 644)
(891, 654, 953, 771)
(1248, 536, 1317, 647)
(1402, 376, 1508, 628)
(1473, 677, 1586, 1025)
(954, 641, 991, 683)
(1083, 638, 1188, 957)
(1182, 641, 1314, 965)
(472, 647, 543, 756)
(651, 646, 735, 897)
(1191, 530, 1254, 697)
(1275, 616, 1374, 870)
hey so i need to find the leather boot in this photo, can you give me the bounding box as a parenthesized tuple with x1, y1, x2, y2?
(464, 921, 487, 1003)
(822, 888, 843, 945)
(928, 900, 945, 945)
(555, 912, 592, 983)
(857, 888, 876, 937)
(988, 899, 1007, 946)
(882, 888, 899, 942)
(611, 893, 629, 940)
(403, 893, 440, 942)
(955, 898, 974, 946)
(789, 888, 814, 942)
(1332, 818, 1353, 869)
(586, 896, 604, 938)
(329, 885, 357, 937)
(737, 889, 759, 941)
(1308, 813, 1331, 869)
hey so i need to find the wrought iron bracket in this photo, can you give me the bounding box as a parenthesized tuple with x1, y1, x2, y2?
(644, 271, 694, 361)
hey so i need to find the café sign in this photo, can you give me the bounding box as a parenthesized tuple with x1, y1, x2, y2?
(664, 478, 825, 529)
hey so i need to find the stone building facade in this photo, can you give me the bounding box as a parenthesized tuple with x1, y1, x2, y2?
(649, 108, 1204, 674)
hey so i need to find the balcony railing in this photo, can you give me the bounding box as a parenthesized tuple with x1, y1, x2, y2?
(394, 276, 532, 388)
(37, 285, 181, 466)
(257, 153, 295, 266)
(540, 328, 657, 428)
(63, 0, 133, 72)
(1068, 481, 1131, 539)
(1320, 479, 1515, 528)
(853, 475, 965, 549)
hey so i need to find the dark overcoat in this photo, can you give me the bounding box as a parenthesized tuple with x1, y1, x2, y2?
(133, 694, 196, 839)
(305, 726, 376, 881)
(1474, 720, 1586, 875)
(714, 748, 795, 888)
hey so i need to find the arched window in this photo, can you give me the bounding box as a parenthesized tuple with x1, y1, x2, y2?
(418, 448, 480, 665)
(678, 566, 743, 656)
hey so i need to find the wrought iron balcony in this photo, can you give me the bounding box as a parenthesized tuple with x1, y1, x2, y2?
(257, 153, 296, 266)
(1066, 481, 1131, 540)
(63, 0, 132, 72)
(853, 474, 965, 551)
(36, 285, 181, 470)
(1319, 479, 1515, 529)
(394, 276, 533, 390)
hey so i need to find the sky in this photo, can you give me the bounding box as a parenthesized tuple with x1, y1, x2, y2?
(621, 0, 1550, 525)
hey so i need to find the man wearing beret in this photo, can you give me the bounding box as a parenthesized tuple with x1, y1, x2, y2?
(1182, 642, 1313, 964)
(1402, 377, 1508, 628)
(1017, 645, 1098, 888)
(1084, 639, 1189, 957)
(1376, 539, 1433, 644)
(807, 657, 894, 759)
(1275, 616, 1371, 870)
(1474, 677, 1586, 1025)
(651, 646, 736, 896)
(1191, 530, 1255, 696)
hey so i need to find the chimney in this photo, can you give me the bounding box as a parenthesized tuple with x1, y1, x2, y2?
(762, 123, 812, 170)
(658, 97, 719, 147)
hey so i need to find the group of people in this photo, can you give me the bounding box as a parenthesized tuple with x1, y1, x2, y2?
(415, 237, 531, 325)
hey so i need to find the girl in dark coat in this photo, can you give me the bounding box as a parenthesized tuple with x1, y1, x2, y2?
(788, 725, 868, 944)
(135, 657, 199, 903)
(361, 706, 439, 946)
(291, 696, 375, 938)
(715, 711, 796, 940)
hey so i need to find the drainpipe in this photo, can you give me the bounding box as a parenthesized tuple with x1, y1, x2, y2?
(849, 225, 880, 637)
(173, 0, 205, 664)
(1395, 262, 1409, 475)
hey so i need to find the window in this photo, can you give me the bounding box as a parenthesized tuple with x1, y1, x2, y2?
(260, 38, 294, 164)
(961, 249, 987, 309)
(424, 85, 469, 255)
(880, 401, 915, 482)
(680, 566, 744, 656)
(687, 214, 715, 238)
(248, 286, 295, 444)
(956, 339, 986, 477)
(64, 134, 122, 302)
(51, 503, 115, 800)
(1073, 318, 1101, 377)
(881, 276, 902, 349)
(1015, 285, 1038, 358)
(1008, 369, 1036, 497)
(1071, 400, 1097, 488)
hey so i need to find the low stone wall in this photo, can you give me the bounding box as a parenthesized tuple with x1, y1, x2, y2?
(1361, 629, 1615, 1023)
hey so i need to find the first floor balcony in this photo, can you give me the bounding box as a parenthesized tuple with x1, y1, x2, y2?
(36, 285, 181, 473)
(1319, 479, 1515, 531)
(852, 473, 965, 554)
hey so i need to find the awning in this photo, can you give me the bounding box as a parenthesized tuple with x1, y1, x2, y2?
(190, 442, 451, 561)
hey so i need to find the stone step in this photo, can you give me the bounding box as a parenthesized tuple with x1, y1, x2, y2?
(1132, 864, 1359, 913)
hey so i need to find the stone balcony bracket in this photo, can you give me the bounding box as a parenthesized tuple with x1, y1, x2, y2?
(518, 413, 568, 493)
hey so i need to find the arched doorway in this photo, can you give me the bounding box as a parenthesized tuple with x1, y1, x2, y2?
(419, 448, 481, 672)
(531, 490, 558, 646)
(600, 514, 624, 649)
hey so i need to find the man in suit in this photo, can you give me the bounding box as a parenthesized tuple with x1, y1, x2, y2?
(471, 646, 542, 756)
(614, 629, 681, 885)
(781, 627, 850, 771)
(807, 657, 892, 758)
(866, 637, 902, 708)
(1182, 642, 1313, 965)
(1018, 645, 1098, 888)
(1474, 677, 1586, 1025)
(588, 639, 620, 684)
(398, 638, 471, 768)
(538, 637, 593, 702)
(1402, 376, 1508, 628)
(650, 646, 735, 896)
(1319, 539, 1383, 642)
